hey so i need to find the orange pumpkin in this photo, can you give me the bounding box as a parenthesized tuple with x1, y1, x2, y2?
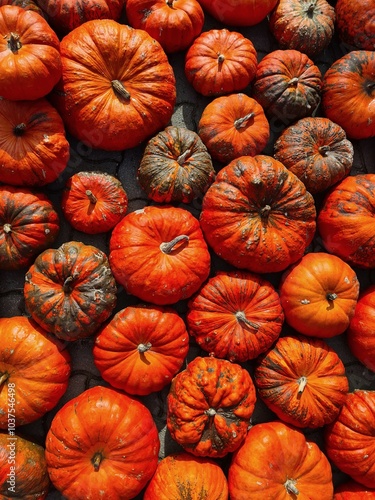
(334, 480, 375, 499)
(197, 0, 278, 26)
(335, 0, 375, 51)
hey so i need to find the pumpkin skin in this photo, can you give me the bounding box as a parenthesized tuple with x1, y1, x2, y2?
(197, 93, 270, 164)
(322, 51, 375, 140)
(137, 126, 215, 204)
(269, 0, 335, 58)
(109, 205, 211, 305)
(334, 480, 375, 499)
(93, 304, 189, 396)
(197, 0, 278, 26)
(0, 316, 71, 428)
(167, 355, 256, 458)
(0, 432, 50, 499)
(273, 117, 354, 194)
(24, 241, 117, 341)
(52, 20, 176, 151)
(317, 174, 375, 269)
(143, 452, 229, 500)
(254, 335, 349, 429)
(279, 252, 360, 338)
(0, 98, 70, 187)
(325, 390, 375, 489)
(0, 185, 60, 271)
(199, 155, 317, 274)
(228, 421, 334, 499)
(252, 49, 322, 124)
(126, 0, 204, 54)
(184, 29, 257, 97)
(61, 171, 128, 234)
(45, 385, 160, 500)
(186, 270, 284, 363)
(0, 5, 61, 101)
(335, 0, 375, 50)
(0, 0, 45, 16)
(347, 285, 375, 373)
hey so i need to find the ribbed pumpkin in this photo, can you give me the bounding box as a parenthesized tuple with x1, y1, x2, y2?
(197, 0, 278, 26)
(335, 0, 375, 50)
(334, 480, 375, 499)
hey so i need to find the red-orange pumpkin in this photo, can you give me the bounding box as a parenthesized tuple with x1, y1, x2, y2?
(334, 480, 375, 499)
(197, 0, 278, 26)
(335, 0, 375, 51)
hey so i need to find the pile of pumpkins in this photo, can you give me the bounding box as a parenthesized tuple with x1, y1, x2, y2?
(0, 0, 374, 498)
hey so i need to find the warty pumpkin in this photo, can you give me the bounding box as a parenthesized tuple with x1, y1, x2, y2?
(45, 385, 160, 500)
(0, 0, 45, 17)
(335, 0, 375, 50)
(197, 0, 278, 26)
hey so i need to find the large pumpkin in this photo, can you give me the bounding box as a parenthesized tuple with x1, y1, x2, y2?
(199, 155, 316, 274)
(197, 0, 278, 26)
(109, 205, 211, 305)
(167, 356, 256, 458)
(0, 316, 71, 428)
(24, 241, 117, 341)
(334, 480, 375, 499)
(186, 270, 284, 363)
(228, 421, 334, 499)
(52, 20, 176, 151)
(335, 0, 375, 50)
(45, 385, 160, 499)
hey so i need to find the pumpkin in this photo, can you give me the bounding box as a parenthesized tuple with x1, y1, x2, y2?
(199, 155, 317, 274)
(335, 0, 375, 50)
(24, 241, 117, 341)
(268, 0, 335, 58)
(0, 0, 45, 16)
(109, 205, 211, 305)
(0, 98, 70, 187)
(273, 117, 354, 194)
(197, 0, 278, 26)
(322, 51, 375, 140)
(347, 285, 375, 373)
(197, 93, 270, 164)
(126, 0, 204, 54)
(254, 334, 349, 428)
(279, 252, 360, 338)
(61, 171, 128, 234)
(317, 174, 375, 269)
(228, 420, 334, 499)
(252, 49, 322, 124)
(0, 432, 50, 499)
(186, 270, 284, 363)
(0, 5, 61, 101)
(166, 355, 256, 458)
(334, 480, 375, 499)
(137, 126, 215, 204)
(93, 304, 189, 395)
(143, 452, 229, 500)
(325, 389, 375, 489)
(0, 185, 60, 271)
(45, 385, 160, 500)
(0, 316, 71, 428)
(52, 20, 176, 151)
(184, 29, 258, 96)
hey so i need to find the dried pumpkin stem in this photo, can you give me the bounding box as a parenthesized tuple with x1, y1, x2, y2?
(327, 292, 338, 301)
(217, 53, 225, 64)
(260, 205, 272, 219)
(138, 342, 152, 353)
(3, 223, 12, 234)
(7, 32, 22, 53)
(318, 145, 330, 156)
(205, 408, 217, 417)
(288, 77, 299, 87)
(297, 376, 308, 394)
(111, 79, 131, 100)
(306, 0, 318, 16)
(166, 0, 174, 6)
(0, 373, 9, 387)
(234, 112, 255, 130)
(235, 311, 259, 330)
(86, 190, 97, 204)
(177, 148, 192, 165)
(63, 275, 75, 293)
(284, 479, 299, 496)
(91, 452, 103, 472)
(160, 235, 189, 254)
(14, 123, 27, 136)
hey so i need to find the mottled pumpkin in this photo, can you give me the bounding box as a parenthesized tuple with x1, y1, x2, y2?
(167, 356, 256, 458)
(0, 0, 45, 16)
(199, 155, 316, 274)
(335, 0, 375, 50)
(24, 241, 117, 341)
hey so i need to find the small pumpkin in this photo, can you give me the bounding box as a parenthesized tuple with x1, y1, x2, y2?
(228, 420, 334, 499)
(184, 29, 257, 96)
(197, 93, 270, 164)
(186, 270, 284, 363)
(24, 241, 117, 341)
(93, 304, 189, 395)
(334, 480, 375, 499)
(273, 117, 354, 194)
(0, 5, 61, 101)
(335, 0, 375, 50)
(0, 432, 51, 499)
(0, 185, 60, 271)
(45, 385, 160, 500)
(166, 355, 256, 458)
(0, 316, 71, 428)
(61, 171, 128, 234)
(325, 389, 375, 489)
(137, 126, 215, 204)
(279, 252, 360, 338)
(126, 0, 204, 53)
(199, 155, 316, 274)
(254, 334, 349, 428)
(109, 205, 211, 305)
(197, 0, 278, 26)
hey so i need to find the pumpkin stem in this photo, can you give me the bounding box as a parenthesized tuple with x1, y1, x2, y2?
(3, 223, 12, 234)
(217, 53, 225, 64)
(7, 32, 22, 53)
(176, 148, 192, 165)
(318, 145, 330, 156)
(63, 275, 75, 293)
(297, 376, 308, 394)
(86, 190, 97, 204)
(0, 373, 9, 387)
(205, 408, 217, 417)
(284, 479, 299, 496)
(160, 235, 189, 254)
(260, 204, 272, 219)
(166, 0, 174, 6)
(327, 292, 338, 301)
(138, 342, 152, 353)
(306, 0, 317, 16)
(364, 80, 375, 96)
(235, 311, 259, 330)
(111, 80, 131, 100)
(14, 123, 27, 136)
(91, 452, 103, 472)
(234, 112, 255, 130)
(288, 77, 299, 87)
